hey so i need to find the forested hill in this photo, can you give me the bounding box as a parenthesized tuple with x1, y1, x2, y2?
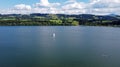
(0, 13, 120, 26)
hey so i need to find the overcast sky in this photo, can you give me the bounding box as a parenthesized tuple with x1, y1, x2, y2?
(0, 0, 120, 15)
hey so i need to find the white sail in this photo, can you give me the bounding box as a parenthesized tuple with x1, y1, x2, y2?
(52, 33, 55, 37)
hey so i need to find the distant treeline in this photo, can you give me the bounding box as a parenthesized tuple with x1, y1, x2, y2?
(0, 13, 120, 26)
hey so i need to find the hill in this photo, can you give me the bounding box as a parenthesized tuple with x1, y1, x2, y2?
(0, 13, 120, 26)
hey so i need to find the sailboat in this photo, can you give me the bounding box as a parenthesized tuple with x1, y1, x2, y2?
(52, 33, 55, 37)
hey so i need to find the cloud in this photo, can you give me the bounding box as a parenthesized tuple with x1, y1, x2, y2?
(11, 4, 32, 14)
(62, 1, 86, 10)
(35, 0, 60, 8)
(1, 0, 120, 15)
(14, 4, 31, 10)
(90, 0, 120, 8)
(0, 4, 32, 14)
(31, 0, 61, 14)
(88, 0, 120, 15)
(32, 7, 61, 14)
(61, 0, 86, 14)
(64, 0, 77, 4)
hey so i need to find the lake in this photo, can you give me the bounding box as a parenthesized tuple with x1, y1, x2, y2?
(0, 26, 120, 67)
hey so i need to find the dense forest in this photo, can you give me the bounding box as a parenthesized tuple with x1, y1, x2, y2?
(0, 13, 120, 26)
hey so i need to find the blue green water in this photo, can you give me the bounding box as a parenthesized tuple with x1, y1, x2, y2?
(0, 26, 120, 67)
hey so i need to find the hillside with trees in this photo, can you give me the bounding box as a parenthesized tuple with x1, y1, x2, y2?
(0, 13, 120, 26)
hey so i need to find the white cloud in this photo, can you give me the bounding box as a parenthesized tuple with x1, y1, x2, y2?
(88, 0, 120, 15)
(1, 0, 120, 15)
(61, 0, 120, 15)
(32, 0, 61, 14)
(35, 0, 60, 8)
(11, 4, 32, 14)
(65, 0, 76, 4)
(61, 0, 87, 14)
(32, 7, 60, 14)
(14, 4, 31, 10)
(90, 0, 120, 8)
(0, 4, 32, 14)
(62, 2, 86, 10)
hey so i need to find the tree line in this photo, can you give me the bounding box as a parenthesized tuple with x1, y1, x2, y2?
(0, 14, 79, 26)
(0, 14, 120, 26)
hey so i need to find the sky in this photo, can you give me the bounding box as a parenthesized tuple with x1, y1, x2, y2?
(0, 0, 120, 15)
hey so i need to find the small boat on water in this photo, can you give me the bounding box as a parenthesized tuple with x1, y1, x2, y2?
(52, 33, 55, 37)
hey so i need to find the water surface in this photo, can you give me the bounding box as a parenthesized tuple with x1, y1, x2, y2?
(0, 26, 120, 67)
